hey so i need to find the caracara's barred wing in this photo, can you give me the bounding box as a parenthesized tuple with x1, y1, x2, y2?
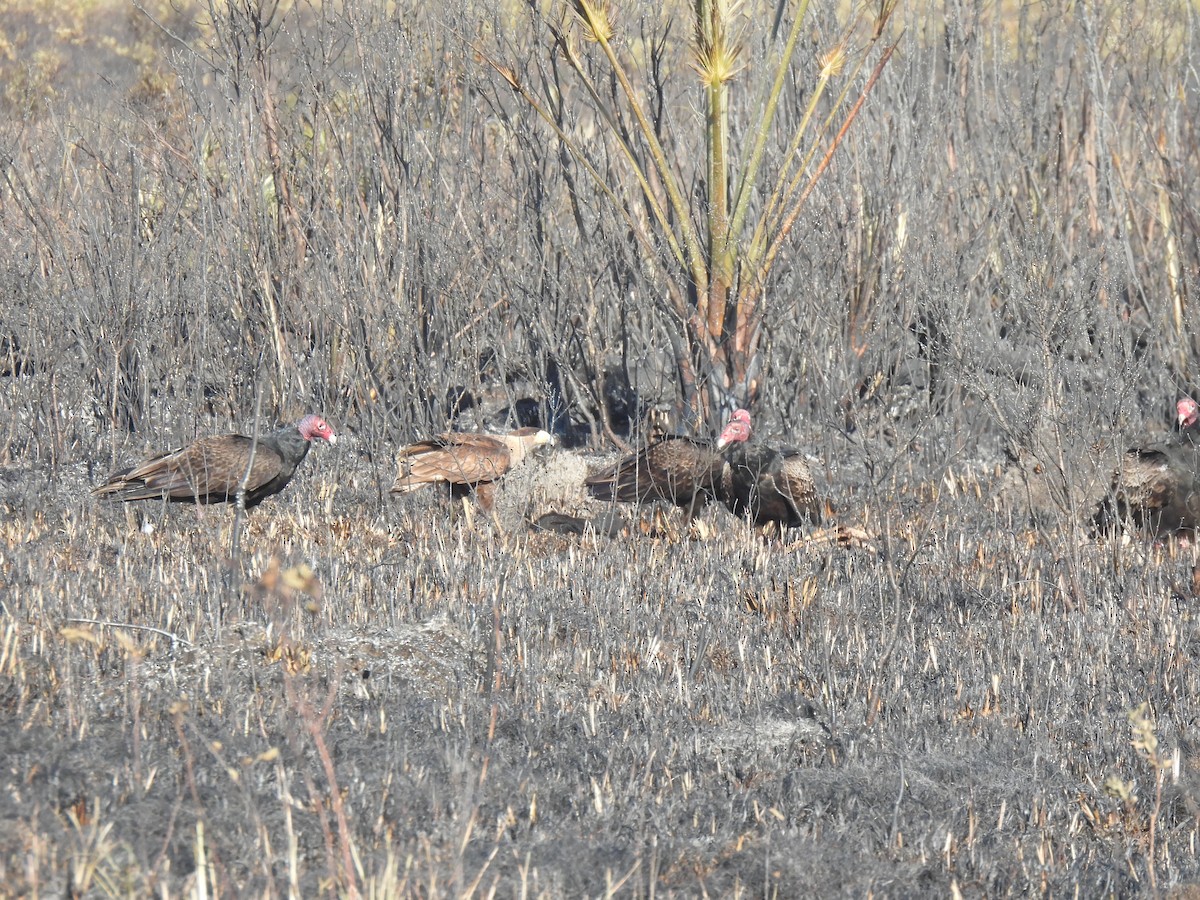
(391, 435, 513, 492)
(390, 427, 554, 497)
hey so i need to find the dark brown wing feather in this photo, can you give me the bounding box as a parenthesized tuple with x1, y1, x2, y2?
(720, 445, 823, 528)
(1096, 445, 1200, 534)
(392, 434, 512, 492)
(586, 435, 723, 512)
(93, 434, 285, 504)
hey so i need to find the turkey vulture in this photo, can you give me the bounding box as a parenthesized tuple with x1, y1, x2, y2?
(719, 443, 824, 529)
(585, 409, 753, 518)
(390, 427, 554, 510)
(1094, 397, 1200, 535)
(92, 414, 337, 508)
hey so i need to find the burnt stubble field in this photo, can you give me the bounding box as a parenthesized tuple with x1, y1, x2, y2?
(3, 0, 1200, 896)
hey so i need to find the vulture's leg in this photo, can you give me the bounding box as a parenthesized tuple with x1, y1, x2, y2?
(474, 483, 499, 530)
(443, 484, 470, 528)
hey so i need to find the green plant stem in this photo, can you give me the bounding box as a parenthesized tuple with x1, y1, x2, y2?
(728, 0, 813, 245)
(761, 39, 899, 280)
(580, 4, 711, 302)
(707, 74, 731, 341)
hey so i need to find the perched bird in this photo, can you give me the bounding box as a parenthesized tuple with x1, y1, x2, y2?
(586, 409, 753, 519)
(1094, 397, 1200, 536)
(719, 443, 824, 530)
(390, 427, 554, 513)
(92, 414, 337, 508)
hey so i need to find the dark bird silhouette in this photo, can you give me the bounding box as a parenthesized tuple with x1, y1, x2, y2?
(92, 414, 337, 508)
(390, 427, 554, 511)
(719, 443, 824, 529)
(532, 509, 627, 537)
(586, 409, 752, 518)
(1094, 397, 1200, 536)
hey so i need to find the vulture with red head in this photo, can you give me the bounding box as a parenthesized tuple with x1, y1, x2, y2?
(92, 414, 337, 508)
(390, 427, 554, 511)
(586, 409, 752, 518)
(1094, 397, 1200, 536)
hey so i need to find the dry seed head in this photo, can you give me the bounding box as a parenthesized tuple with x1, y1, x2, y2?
(819, 44, 846, 79)
(693, 41, 743, 86)
(692, 0, 745, 85)
(574, 0, 616, 44)
(493, 60, 521, 91)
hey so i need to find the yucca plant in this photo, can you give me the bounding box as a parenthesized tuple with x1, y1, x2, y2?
(484, 0, 900, 421)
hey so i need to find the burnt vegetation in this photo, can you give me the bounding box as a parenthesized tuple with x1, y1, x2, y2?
(3, 0, 1200, 895)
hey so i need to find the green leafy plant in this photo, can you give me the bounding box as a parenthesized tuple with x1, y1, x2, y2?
(484, 0, 900, 420)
